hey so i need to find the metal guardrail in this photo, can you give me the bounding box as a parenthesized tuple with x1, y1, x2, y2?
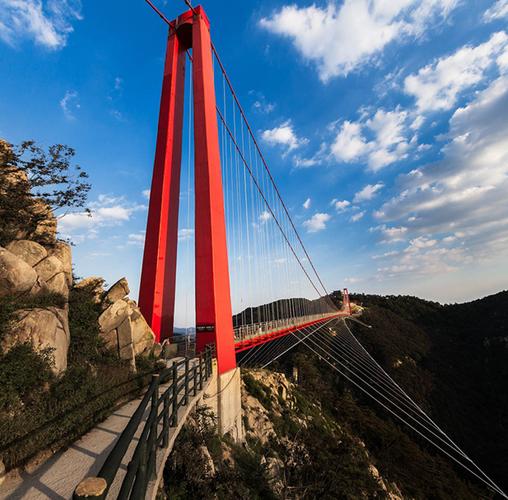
(73, 346, 214, 500)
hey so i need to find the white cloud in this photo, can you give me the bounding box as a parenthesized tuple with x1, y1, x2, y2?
(375, 74, 508, 271)
(484, 0, 508, 22)
(0, 0, 82, 49)
(353, 183, 384, 203)
(334, 200, 351, 211)
(128, 232, 145, 246)
(303, 213, 331, 233)
(59, 194, 146, 243)
(370, 224, 408, 243)
(261, 120, 307, 154)
(142, 189, 150, 200)
(330, 108, 415, 170)
(253, 100, 275, 114)
(404, 31, 508, 111)
(114, 77, 123, 91)
(405, 236, 437, 252)
(260, 0, 459, 82)
(331, 121, 369, 162)
(178, 228, 194, 241)
(372, 250, 400, 259)
(60, 90, 79, 120)
(350, 211, 365, 222)
(303, 198, 311, 209)
(259, 210, 272, 223)
(344, 276, 361, 284)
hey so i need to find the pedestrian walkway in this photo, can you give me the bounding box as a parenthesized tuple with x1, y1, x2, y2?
(1, 358, 212, 499)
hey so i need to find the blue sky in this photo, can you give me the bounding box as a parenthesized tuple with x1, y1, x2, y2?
(1, 0, 508, 322)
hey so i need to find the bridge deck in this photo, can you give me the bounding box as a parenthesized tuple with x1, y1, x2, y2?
(0, 358, 212, 500)
(234, 311, 348, 353)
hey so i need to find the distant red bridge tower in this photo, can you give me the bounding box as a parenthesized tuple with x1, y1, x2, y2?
(139, 6, 236, 375)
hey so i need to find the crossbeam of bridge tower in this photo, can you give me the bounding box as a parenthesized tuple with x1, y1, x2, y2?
(139, 5, 237, 376)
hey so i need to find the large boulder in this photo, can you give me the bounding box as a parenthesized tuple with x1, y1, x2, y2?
(46, 272, 69, 299)
(117, 317, 136, 367)
(104, 277, 130, 303)
(130, 307, 156, 355)
(98, 299, 133, 332)
(1, 308, 70, 374)
(48, 241, 72, 286)
(0, 247, 37, 298)
(34, 255, 63, 283)
(6, 240, 47, 267)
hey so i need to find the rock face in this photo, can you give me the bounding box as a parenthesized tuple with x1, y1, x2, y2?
(76, 276, 157, 371)
(104, 277, 130, 303)
(1, 308, 70, 374)
(6, 240, 47, 267)
(0, 240, 73, 374)
(0, 247, 37, 297)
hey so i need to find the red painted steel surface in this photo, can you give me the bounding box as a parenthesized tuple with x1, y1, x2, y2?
(234, 312, 348, 353)
(343, 288, 351, 315)
(192, 7, 237, 374)
(139, 28, 187, 343)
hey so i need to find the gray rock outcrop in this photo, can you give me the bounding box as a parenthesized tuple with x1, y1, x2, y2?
(0, 239, 73, 374)
(0, 247, 37, 297)
(74, 276, 157, 371)
(1, 307, 70, 374)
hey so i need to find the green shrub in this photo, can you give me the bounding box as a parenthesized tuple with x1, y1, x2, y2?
(0, 343, 54, 411)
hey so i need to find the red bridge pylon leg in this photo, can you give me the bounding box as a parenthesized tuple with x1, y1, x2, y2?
(140, 7, 237, 374)
(139, 27, 186, 343)
(193, 8, 236, 374)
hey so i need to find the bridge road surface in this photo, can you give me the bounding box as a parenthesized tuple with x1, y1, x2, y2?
(1, 358, 212, 500)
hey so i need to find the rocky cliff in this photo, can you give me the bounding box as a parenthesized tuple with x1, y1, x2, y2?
(0, 143, 157, 374)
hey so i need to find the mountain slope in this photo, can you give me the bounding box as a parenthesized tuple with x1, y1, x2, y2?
(350, 291, 508, 493)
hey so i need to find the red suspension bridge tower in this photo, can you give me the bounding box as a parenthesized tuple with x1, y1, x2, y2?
(139, 5, 236, 375)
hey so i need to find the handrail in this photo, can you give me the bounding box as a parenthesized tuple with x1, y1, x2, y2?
(73, 346, 214, 500)
(233, 312, 340, 343)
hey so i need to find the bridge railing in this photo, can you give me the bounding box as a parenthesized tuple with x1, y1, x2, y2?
(233, 312, 339, 343)
(73, 346, 214, 500)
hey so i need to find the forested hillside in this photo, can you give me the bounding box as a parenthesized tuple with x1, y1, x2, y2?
(349, 291, 508, 494)
(162, 291, 508, 499)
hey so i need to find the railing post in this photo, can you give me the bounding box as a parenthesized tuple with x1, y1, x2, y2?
(192, 365, 197, 396)
(131, 440, 147, 499)
(183, 358, 190, 406)
(162, 392, 170, 448)
(199, 354, 203, 390)
(171, 362, 178, 426)
(148, 374, 159, 480)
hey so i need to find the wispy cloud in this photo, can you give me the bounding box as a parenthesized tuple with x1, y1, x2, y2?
(353, 183, 384, 203)
(59, 194, 146, 243)
(483, 0, 508, 22)
(303, 212, 331, 233)
(261, 120, 308, 154)
(0, 0, 82, 49)
(60, 90, 79, 120)
(404, 31, 508, 112)
(260, 0, 459, 82)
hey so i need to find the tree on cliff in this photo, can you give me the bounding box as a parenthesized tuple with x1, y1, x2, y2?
(0, 139, 91, 246)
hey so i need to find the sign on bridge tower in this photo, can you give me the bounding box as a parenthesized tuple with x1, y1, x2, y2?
(139, 6, 236, 375)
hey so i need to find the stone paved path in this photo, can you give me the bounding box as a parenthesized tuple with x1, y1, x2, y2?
(0, 359, 211, 500)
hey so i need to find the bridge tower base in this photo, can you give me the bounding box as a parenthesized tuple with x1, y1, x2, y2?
(203, 361, 244, 442)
